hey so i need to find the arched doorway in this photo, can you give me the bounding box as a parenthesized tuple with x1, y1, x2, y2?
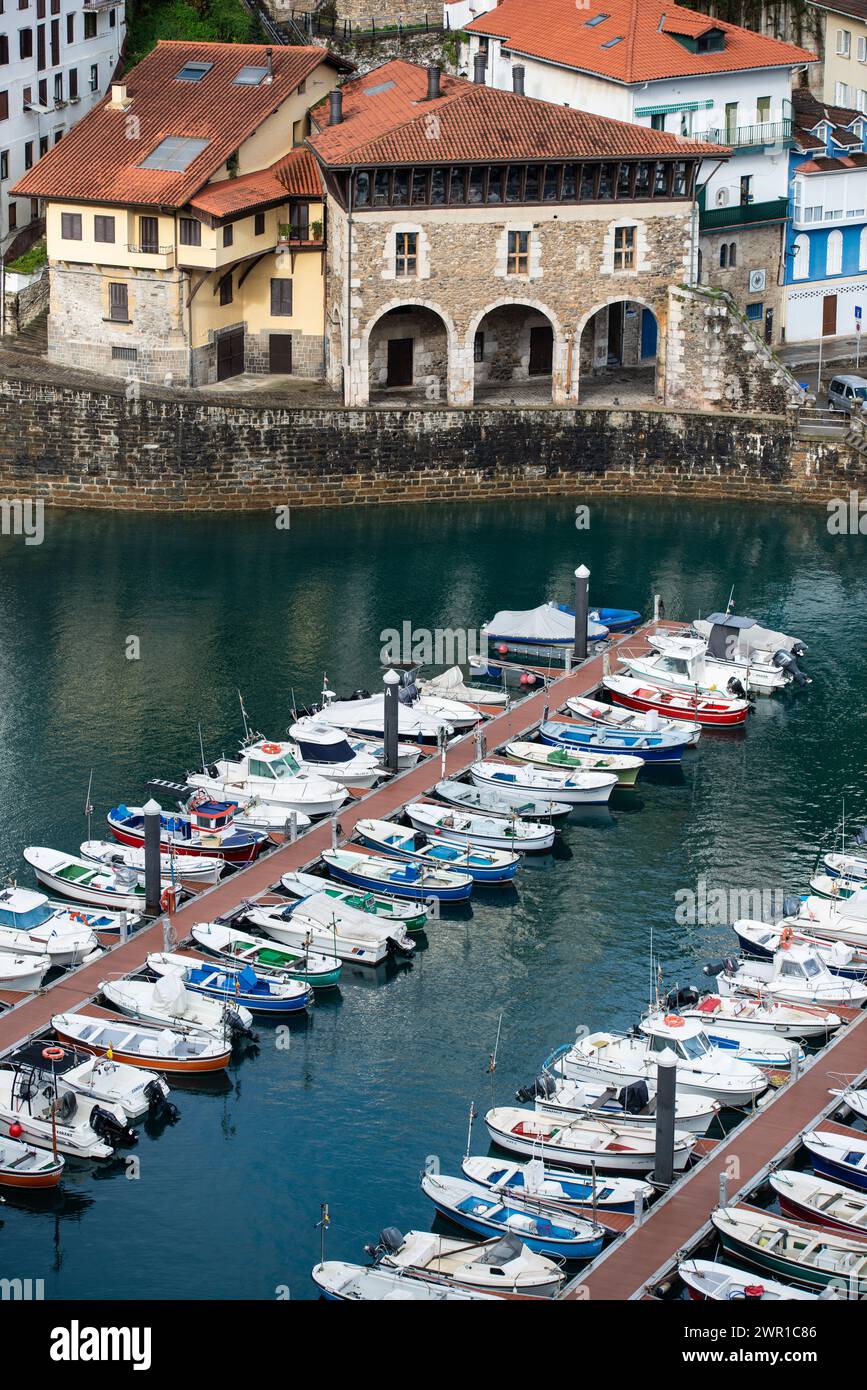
(366, 303, 453, 405)
(576, 300, 660, 406)
(469, 301, 561, 404)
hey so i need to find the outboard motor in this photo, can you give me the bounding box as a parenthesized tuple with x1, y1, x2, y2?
(143, 1078, 180, 1122)
(703, 958, 737, 978)
(365, 1227, 404, 1260)
(665, 986, 700, 1010)
(90, 1105, 138, 1147)
(771, 649, 811, 686)
(515, 1073, 556, 1103)
(726, 675, 748, 700)
(225, 1008, 255, 1041)
(782, 894, 802, 920)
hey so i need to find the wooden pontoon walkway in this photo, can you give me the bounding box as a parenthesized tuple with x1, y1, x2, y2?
(0, 622, 669, 1054)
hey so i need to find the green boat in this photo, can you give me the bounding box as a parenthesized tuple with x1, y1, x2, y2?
(191, 921, 342, 988)
(504, 740, 642, 789)
(281, 872, 430, 932)
(809, 873, 860, 901)
(712, 1206, 867, 1293)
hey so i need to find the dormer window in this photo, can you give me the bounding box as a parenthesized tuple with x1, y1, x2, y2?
(696, 28, 725, 53)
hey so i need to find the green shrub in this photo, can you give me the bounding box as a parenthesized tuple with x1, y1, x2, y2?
(125, 0, 263, 68)
(7, 240, 48, 274)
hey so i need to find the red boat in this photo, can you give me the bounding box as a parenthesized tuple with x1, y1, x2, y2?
(106, 799, 267, 864)
(0, 1134, 64, 1189)
(602, 674, 749, 728)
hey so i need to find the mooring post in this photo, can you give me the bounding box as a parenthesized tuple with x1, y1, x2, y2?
(383, 668, 400, 775)
(143, 798, 162, 917)
(289, 810, 298, 844)
(789, 1042, 800, 1081)
(718, 1170, 728, 1209)
(573, 564, 590, 664)
(118, 910, 128, 945)
(653, 1048, 677, 1189)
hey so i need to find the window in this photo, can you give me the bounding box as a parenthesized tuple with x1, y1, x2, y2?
(7, 200, 15, 229)
(756, 95, 771, 123)
(139, 215, 158, 253)
(65, 11, 72, 41)
(725, 102, 738, 139)
(395, 230, 418, 276)
(139, 136, 209, 172)
(827, 228, 843, 274)
(860, 35, 867, 62)
(254, 211, 265, 236)
(233, 65, 269, 85)
(176, 62, 212, 82)
(740, 174, 752, 205)
(222, 224, 233, 248)
(24, 140, 33, 169)
(650, 113, 665, 131)
(19, 28, 32, 58)
(728, 241, 737, 267)
(108, 282, 128, 321)
(0, 91, 7, 121)
(507, 229, 529, 274)
(474, 332, 485, 362)
(837, 81, 855, 105)
(61, 211, 82, 239)
(38, 135, 47, 155)
(38, 79, 46, 105)
(270, 278, 293, 316)
(83, 10, 96, 37)
(613, 225, 635, 270)
(838, 27, 852, 57)
(69, 68, 77, 99)
(0, 149, 7, 180)
(290, 202, 308, 240)
(720, 243, 728, 269)
(219, 273, 233, 306)
(179, 217, 202, 246)
(94, 214, 115, 243)
(22, 86, 31, 110)
(30, 198, 38, 221)
(696, 248, 702, 282)
(112, 346, 138, 362)
(89, 64, 98, 92)
(745, 302, 763, 323)
(53, 72, 62, 102)
(109, 8, 114, 25)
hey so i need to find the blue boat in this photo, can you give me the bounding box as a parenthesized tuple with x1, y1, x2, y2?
(353, 818, 519, 885)
(803, 1129, 867, 1192)
(558, 603, 642, 633)
(421, 1173, 604, 1259)
(322, 847, 473, 901)
(148, 954, 313, 1015)
(538, 719, 687, 764)
(461, 1156, 653, 1214)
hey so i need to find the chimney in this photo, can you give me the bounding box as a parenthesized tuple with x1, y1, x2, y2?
(329, 88, 343, 125)
(512, 64, 525, 95)
(427, 64, 441, 100)
(473, 53, 486, 85)
(109, 83, 130, 110)
(265, 47, 274, 84)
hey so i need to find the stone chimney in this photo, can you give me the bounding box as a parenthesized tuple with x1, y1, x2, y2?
(109, 83, 131, 110)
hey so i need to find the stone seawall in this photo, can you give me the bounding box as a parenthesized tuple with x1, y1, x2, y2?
(0, 360, 863, 510)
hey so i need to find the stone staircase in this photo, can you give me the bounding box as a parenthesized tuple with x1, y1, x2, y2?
(7, 309, 48, 357)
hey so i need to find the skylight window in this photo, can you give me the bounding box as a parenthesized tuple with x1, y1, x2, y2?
(176, 62, 213, 82)
(364, 80, 396, 95)
(601, 36, 624, 46)
(233, 65, 269, 86)
(585, 13, 609, 24)
(139, 136, 210, 172)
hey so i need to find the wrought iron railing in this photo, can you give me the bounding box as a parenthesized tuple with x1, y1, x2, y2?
(699, 197, 789, 230)
(702, 119, 792, 148)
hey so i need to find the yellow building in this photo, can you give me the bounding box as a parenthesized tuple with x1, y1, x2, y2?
(13, 41, 350, 384)
(807, 1, 867, 106)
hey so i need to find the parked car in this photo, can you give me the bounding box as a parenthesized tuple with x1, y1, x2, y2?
(827, 374, 867, 412)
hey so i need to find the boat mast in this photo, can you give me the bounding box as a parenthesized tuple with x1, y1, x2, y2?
(198, 722, 206, 774)
(84, 769, 94, 843)
(238, 691, 251, 744)
(464, 1099, 477, 1158)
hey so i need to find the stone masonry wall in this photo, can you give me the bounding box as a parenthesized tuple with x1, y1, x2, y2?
(699, 221, 785, 345)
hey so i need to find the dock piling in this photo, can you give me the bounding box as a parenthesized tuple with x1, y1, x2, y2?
(143, 798, 162, 916)
(383, 668, 400, 775)
(652, 1048, 677, 1188)
(573, 565, 590, 664)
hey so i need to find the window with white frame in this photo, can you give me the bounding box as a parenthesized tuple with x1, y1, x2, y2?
(613, 225, 635, 270)
(838, 28, 852, 57)
(859, 35, 867, 62)
(826, 228, 843, 274)
(836, 81, 855, 105)
(792, 233, 810, 279)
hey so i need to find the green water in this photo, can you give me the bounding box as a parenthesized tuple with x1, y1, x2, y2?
(0, 495, 862, 1299)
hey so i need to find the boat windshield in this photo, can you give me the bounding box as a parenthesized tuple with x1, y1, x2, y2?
(802, 957, 822, 978)
(0, 903, 54, 930)
(655, 656, 691, 676)
(678, 1033, 710, 1061)
(274, 753, 301, 778)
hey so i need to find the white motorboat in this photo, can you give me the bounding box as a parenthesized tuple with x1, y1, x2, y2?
(733, 917, 867, 982)
(244, 892, 412, 965)
(678, 1257, 818, 1301)
(287, 718, 381, 787)
(307, 689, 453, 743)
(187, 738, 347, 817)
(624, 632, 777, 697)
(434, 778, 570, 822)
(5, 1036, 170, 1121)
(417, 666, 508, 709)
(565, 695, 701, 745)
(100, 974, 253, 1038)
(404, 799, 555, 853)
(80, 839, 223, 886)
(676, 990, 841, 1042)
(691, 613, 809, 689)
(825, 851, 867, 884)
(191, 920, 343, 988)
(470, 758, 617, 806)
(311, 1261, 501, 1301)
(0, 952, 51, 992)
(24, 845, 151, 913)
(838, 1084, 867, 1123)
(554, 1015, 769, 1107)
(484, 1106, 696, 1172)
(376, 1228, 564, 1298)
(531, 1076, 719, 1135)
(0, 1065, 132, 1159)
(0, 886, 102, 967)
(713, 939, 867, 1008)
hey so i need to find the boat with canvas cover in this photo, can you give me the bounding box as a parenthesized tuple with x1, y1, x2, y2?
(306, 691, 454, 744)
(672, 989, 841, 1043)
(505, 737, 643, 786)
(771, 1169, 867, 1233)
(100, 975, 254, 1039)
(690, 613, 809, 690)
(24, 846, 155, 913)
(536, 717, 688, 765)
(482, 603, 609, 664)
(602, 673, 750, 728)
(0, 1065, 134, 1159)
(108, 800, 267, 864)
(374, 1228, 564, 1297)
(354, 817, 520, 884)
(711, 1206, 867, 1293)
(461, 1155, 653, 1213)
(802, 1128, 867, 1192)
(191, 920, 342, 988)
(0, 952, 51, 992)
(80, 839, 223, 886)
(678, 1258, 817, 1302)
(0, 887, 102, 967)
(311, 1261, 501, 1301)
(286, 719, 381, 787)
(529, 1075, 719, 1135)
(484, 1106, 696, 1172)
(0, 1134, 64, 1190)
(732, 918, 867, 981)
(4, 1036, 171, 1122)
(434, 778, 571, 822)
(280, 870, 430, 931)
(321, 846, 473, 902)
(711, 940, 867, 1008)
(404, 799, 555, 853)
(420, 1172, 604, 1259)
(186, 739, 347, 816)
(470, 758, 617, 806)
(627, 631, 783, 698)
(51, 1010, 232, 1073)
(417, 666, 508, 709)
(243, 892, 414, 964)
(147, 952, 313, 1015)
(566, 694, 701, 745)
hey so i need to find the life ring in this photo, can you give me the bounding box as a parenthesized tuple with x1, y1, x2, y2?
(42, 1046, 65, 1062)
(780, 925, 794, 949)
(663, 1014, 685, 1028)
(261, 743, 281, 754)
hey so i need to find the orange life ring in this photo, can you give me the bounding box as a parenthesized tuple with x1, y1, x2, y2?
(42, 1046, 64, 1062)
(663, 1014, 685, 1028)
(261, 743, 281, 755)
(780, 925, 794, 948)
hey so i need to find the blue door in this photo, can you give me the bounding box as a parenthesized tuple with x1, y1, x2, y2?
(640, 309, 658, 359)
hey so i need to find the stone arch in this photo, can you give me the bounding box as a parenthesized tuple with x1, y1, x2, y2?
(465, 298, 567, 405)
(350, 297, 460, 407)
(573, 294, 664, 405)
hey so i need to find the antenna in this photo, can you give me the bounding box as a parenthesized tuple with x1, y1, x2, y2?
(488, 1011, 503, 1110)
(238, 691, 251, 744)
(84, 769, 94, 843)
(465, 1099, 477, 1158)
(198, 722, 206, 774)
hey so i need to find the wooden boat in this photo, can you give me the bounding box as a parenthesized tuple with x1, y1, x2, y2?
(712, 1206, 867, 1292)
(771, 1169, 867, 1234)
(676, 990, 841, 1043)
(0, 886, 102, 967)
(354, 817, 520, 884)
(280, 870, 431, 931)
(420, 1172, 604, 1259)
(187, 737, 349, 815)
(461, 1155, 653, 1213)
(566, 694, 701, 745)
(505, 737, 643, 786)
(147, 952, 313, 1015)
(678, 1257, 817, 1301)
(0, 1065, 134, 1160)
(0, 1134, 65, 1189)
(5, 1035, 171, 1122)
(80, 839, 223, 885)
(470, 758, 617, 806)
(245, 890, 415, 965)
(434, 778, 571, 822)
(531, 1076, 719, 1135)
(714, 938, 867, 1008)
(51, 1010, 232, 1073)
(24, 845, 153, 912)
(100, 975, 253, 1038)
(536, 717, 687, 765)
(376, 1228, 564, 1297)
(0, 951, 51, 992)
(403, 799, 555, 854)
(191, 920, 342, 988)
(602, 673, 750, 728)
(108, 800, 268, 864)
(802, 1128, 867, 1192)
(484, 1106, 697, 1172)
(311, 1261, 501, 1301)
(322, 846, 473, 902)
(732, 918, 867, 982)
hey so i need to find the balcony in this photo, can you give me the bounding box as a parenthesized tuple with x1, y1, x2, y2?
(83, 0, 120, 9)
(701, 119, 792, 150)
(699, 196, 790, 231)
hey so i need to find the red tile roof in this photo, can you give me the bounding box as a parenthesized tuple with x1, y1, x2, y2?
(792, 87, 864, 153)
(188, 148, 322, 219)
(308, 59, 723, 167)
(11, 41, 349, 208)
(465, 0, 816, 82)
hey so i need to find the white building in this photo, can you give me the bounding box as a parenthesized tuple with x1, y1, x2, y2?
(1, 0, 126, 261)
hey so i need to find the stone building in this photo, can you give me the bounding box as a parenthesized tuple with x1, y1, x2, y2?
(307, 57, 724, 405)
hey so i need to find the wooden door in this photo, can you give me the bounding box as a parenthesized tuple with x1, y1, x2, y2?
(269, 334, 293, 374)
(217, 328, 244, 381)
(387, 337, 413, 387)
(528, 324, 554, 375)
(822, 295, 837, 337)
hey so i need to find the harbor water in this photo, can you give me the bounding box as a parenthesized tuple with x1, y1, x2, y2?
(0, 494, 863, 1299)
